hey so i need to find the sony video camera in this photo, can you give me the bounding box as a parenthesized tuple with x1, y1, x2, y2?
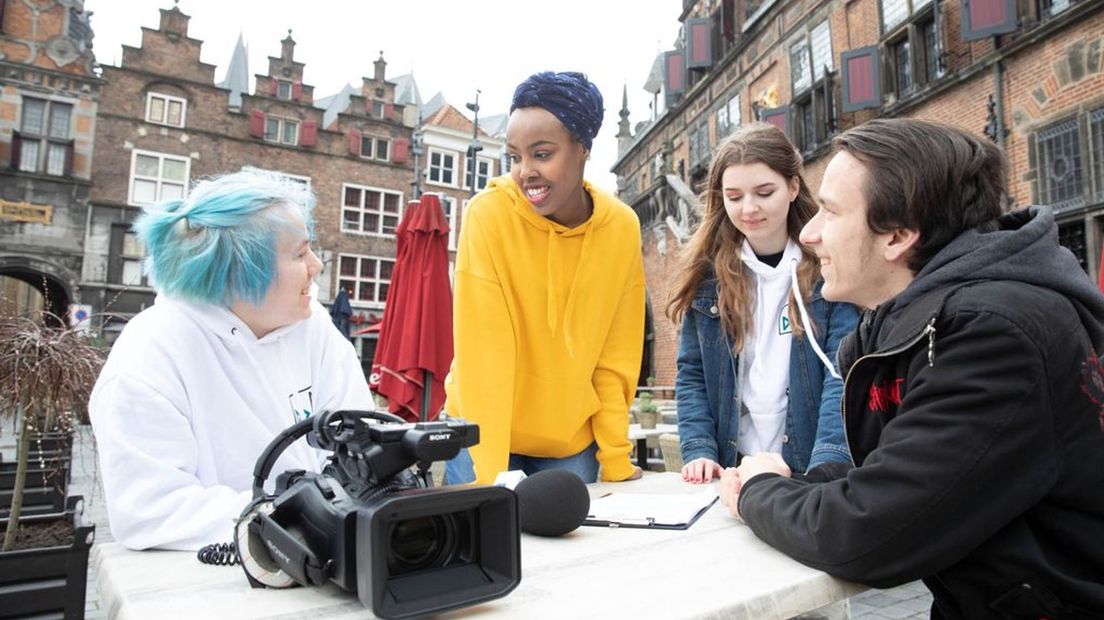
(235, 409, 520, 619)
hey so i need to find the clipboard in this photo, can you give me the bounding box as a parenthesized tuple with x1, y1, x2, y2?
(582, 489, 719, 530)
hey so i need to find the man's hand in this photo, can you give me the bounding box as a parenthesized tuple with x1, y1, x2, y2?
(718, 467, 742, 517)
(736, 452, 791, 483)
(682, 457, 723, 484)
(720, 453, 791, 518)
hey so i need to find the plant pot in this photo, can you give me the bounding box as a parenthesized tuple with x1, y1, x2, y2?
(0, 495, 94, 619)
(637, 410, 659, 430)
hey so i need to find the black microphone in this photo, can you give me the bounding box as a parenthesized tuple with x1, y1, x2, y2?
(513, 469, 591, 537)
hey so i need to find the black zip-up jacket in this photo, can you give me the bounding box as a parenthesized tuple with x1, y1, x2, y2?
(737, 208, 1104, 619)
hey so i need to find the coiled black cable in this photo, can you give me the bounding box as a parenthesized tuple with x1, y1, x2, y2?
(197, 541, 239, 566)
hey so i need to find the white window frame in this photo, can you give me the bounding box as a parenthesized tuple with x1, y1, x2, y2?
(120, 230, 146, 286)
(463, 156, 494, 191)
(17, 96, 73, 176)
(337, 253, 394, 308)
(438, 194, 459, 251)
(427, 148, 458, 187)
(264, 115, 300, 146)
(145, 91, 187, 127)
(276, 79, 294, 100)
(127, 149, 191, 206)
(341, 183, 403, 237)
(359, 135, 391, 162)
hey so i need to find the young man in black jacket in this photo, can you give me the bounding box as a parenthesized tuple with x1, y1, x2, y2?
(721, 118, 1104, 619)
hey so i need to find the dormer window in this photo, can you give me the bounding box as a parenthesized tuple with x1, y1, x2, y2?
(276, 80, 293, 100)
(146, 92, 186, 127)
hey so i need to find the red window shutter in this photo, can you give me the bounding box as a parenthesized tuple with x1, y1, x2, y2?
(299, 121, 317, 147)
(248, 110, 265, 138)
(384, 103, 395, 122)
(392, 137, 410, 164)
(721, 0, 735, 42)
(761, 105, 791, 138)
(347, 129, 362, 155)
(664, 50, 687, 95)
(961, 0, 1018, 41)
(292, 82, 303, 100)
(840, 46, 882, 112)
(10, 131, 21, 169)
(269, 79, 278, 96)
(687, 18, 713, 68)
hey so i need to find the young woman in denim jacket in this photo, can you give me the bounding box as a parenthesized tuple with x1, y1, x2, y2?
(667, 123, 859, 484)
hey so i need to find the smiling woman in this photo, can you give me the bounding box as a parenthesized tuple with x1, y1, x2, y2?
(665, 123, 860, 485)
(88, 170, 374, 551)
(443, 72, 646, 486)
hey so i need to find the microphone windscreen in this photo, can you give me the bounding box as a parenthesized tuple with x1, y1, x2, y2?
(514, 469, 591, 537)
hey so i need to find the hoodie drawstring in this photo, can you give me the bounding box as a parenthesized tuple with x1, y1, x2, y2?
(560, 223, 594, 358)
(546, 226, 559, 333)
(790, 260, 842, 380)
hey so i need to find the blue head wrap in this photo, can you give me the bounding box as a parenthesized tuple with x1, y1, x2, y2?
(510, 71, 604, 151)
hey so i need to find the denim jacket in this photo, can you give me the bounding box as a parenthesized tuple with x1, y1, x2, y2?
(675, 278, 859, 473)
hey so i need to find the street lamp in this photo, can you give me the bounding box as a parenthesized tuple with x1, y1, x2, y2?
(410, 113, 425, 199)
(465, 90, 483, 200)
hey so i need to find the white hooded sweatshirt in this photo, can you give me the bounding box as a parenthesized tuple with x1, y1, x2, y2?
(736, 239, 803, 457)
(89, 295, 374, 551)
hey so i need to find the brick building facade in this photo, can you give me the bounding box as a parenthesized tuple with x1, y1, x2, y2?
(83, 6, 417, 368)
(418, 101, 506, 257)
(613, 0, 1104, 385)
(0, 0, 99, 319)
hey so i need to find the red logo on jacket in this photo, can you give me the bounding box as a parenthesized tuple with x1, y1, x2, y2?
(1082, 354, 1104, 432)
(868, 378, 906, 413)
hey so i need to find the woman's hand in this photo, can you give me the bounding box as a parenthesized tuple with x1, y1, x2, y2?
(681, 457, 723, 484)
(619, 465, 644, 481)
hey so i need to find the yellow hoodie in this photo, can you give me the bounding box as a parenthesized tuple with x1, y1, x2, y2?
(444, 176, 645, 484)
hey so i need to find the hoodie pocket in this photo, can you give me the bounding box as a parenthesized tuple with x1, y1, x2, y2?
(512, 371, 600, 454)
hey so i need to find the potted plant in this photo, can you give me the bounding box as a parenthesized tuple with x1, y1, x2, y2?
(633, 377, 661, 430)
(0, 312, 105, 618)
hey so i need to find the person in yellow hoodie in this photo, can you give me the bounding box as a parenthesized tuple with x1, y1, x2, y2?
(444, 71, 645, 485)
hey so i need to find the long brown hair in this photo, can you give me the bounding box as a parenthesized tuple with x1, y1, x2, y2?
(666, 122, 820, 349)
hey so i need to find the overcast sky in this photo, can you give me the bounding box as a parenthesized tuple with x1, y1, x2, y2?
(83, 0, 681, 193)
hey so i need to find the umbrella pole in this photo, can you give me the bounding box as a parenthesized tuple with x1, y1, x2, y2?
(420, 369, 431, 423)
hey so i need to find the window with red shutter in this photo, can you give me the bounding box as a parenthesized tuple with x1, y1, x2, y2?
(392, 138, 410, 164)
(961, 0, 1017, 41)
(384, 103, 395, 122)
(841, 46, 882, 112)
(760, 105, 791, 137)
(299, 121, 317, 147)
(687, 18, 714, 68)
(664, 50, 687, 97)
(248, 110, 266, 138)
(348, 129, 363, 156)
(292, 82, 303, 101)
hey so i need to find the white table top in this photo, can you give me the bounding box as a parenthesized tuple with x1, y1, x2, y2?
(628, 422, 678, 440)
(93, 472, 863, 619)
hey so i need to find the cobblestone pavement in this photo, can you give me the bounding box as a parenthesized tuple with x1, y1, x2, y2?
(6, 427, 935, 619)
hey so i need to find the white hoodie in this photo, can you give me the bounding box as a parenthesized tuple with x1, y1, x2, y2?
(736, 239, 803, 457)
(89, 295, 374, 551)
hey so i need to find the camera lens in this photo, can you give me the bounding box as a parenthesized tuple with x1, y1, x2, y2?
(388, 514, 457, 573)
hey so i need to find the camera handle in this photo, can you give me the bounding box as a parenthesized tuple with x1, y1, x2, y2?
(251, 409, 407, 499)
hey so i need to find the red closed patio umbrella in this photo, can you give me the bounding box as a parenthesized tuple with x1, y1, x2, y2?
(369, 193, 453, 422)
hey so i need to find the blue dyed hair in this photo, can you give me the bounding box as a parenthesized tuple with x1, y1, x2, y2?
(134, 170, 315, 306)
(510, 71, 604, 151)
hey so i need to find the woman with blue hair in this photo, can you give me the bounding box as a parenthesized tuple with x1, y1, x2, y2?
(89, 170, 374, 551)
(444, 71, 645, 485)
